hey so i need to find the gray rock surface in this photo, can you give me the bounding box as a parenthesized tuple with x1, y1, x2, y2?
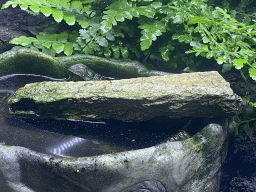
(9, 71, 242, 121)
(0, 117, 235, 192)
(67, 63, 115, 81)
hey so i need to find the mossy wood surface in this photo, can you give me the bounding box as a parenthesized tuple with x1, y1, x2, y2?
(9, 71, 242, 121)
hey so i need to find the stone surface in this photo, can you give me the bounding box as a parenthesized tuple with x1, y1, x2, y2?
(0, 48, 175, 79)
(9, 71, 242, 121)
(0, 117, 235, 192)
(0, 71, 237, 192)
(67, 63, 114, 81)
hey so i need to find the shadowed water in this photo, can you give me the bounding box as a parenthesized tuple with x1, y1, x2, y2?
(0, 74, 202, 158)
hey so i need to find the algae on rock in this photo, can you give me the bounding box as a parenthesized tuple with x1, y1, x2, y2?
(0, 48, 174, 79)
(9, 71, 242, 121)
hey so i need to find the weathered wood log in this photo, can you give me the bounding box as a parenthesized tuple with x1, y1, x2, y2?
(8, 71, 242, 122)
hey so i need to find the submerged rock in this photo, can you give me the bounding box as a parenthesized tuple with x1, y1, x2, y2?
(9, 71, 242, 121)
(67, 63, 114, 81)
(1, 72, 240, 192)
(0, 117, 235, 192)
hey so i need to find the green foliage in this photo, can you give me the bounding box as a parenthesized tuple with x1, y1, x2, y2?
(234, 107, 256, 135)
(2, 0, 92, 27)
(2, 0, 256, 135)
(9, 31, 79, 56)
(1, 0, 256, 98)
(185, 7, 256, 81)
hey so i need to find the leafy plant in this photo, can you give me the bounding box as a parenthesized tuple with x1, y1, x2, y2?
(2, 0, 256, 82)
(2, 0, 256, 134)
(234, 102, 256, 135)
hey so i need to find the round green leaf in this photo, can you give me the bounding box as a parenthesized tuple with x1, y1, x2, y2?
(20, 4, 28, 10)
(159, 45, 170, 61)
(121, 47, 128, 58)
(29, 5, 40, 12)
(1, 1, 13, 9)
(104, 49, 112, 58)
(233, 59, 247, 69)
(9, 36, 35, 46)
(206, 52, 213, 59)
(42, 42, 52, 49)
(40, 6, 51, 17)
(64, 43, 73, 56)
(52, 9, 63, 23)
(249, 67, 256, 80)
(71, 1, 83, 11)
(52, 43, 64, 54)
(96, 36, 108, 47)
(140, 39, 152, 51)
(178, 35, 188, 43)
(112, 47, 120, 59)
(77, 19, 89, 28)
(34, 40, 42, 47)
(216, 56, 227, 64)
(64, 15, 76, 26)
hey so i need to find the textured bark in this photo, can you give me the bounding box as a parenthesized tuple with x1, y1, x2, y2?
(9, 71, 242, 122)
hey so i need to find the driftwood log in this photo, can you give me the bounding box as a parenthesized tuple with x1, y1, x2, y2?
(9, 71, 242, 122)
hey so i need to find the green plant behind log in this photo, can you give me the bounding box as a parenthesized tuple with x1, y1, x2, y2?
(1, 1, 256, 91)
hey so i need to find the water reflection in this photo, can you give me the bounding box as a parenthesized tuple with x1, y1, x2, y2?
(0, 74, 197, 158)
(0, 74, 127, 157)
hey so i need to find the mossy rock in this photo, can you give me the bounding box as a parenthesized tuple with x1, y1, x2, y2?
(0, 48, 174, 79)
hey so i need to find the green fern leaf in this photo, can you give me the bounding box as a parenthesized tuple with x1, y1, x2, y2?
(37, 33, 56, 42)
(20, 4, 28, 10)
(216, 56, 227, 64)
(136, 6, 155, 18)
(9, 36, 36, 46)
(71, 1, 83, 11)
(206, 51, 213, 59)
(52, 43, 64, 54)
(121, 47, 128, 59)
(64, 43, 73, 56)
(243, 122, 250, 133)
(112, 47, 120, 59)
(77, 19, 90, 28)
(237, 40, 251, 49)
(139, 20, 166, 51)
(101, 0, 156, 33)
(51, 9, 63, 23)
(159, 45, 171, 61)
(83, 45, 93, 55)
(2, 0, 93, 28)
(249, 67, 256, 80)
(250, 102, 256, 107)
(41, 47, 56, 57)
(40, 6, 51, 16)
(140, 37, 152, 51)
(202, 36, 209, 43)
(42, 42, 52, 49)
(104, 49, 112, 58)
(95, 36, 108, 47)
(233, 59, 247, 69)
(1, 1, 13, 9)
(30, 5, 40, 12)
(34, 40, 42, 47)
(130, 47, 140, 58)
(64, 15, 76, 26)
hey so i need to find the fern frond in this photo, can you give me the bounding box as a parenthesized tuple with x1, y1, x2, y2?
(100, 0, 160, 33)
(2, 0, 93, 28)
(10, 31, 79, 56)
